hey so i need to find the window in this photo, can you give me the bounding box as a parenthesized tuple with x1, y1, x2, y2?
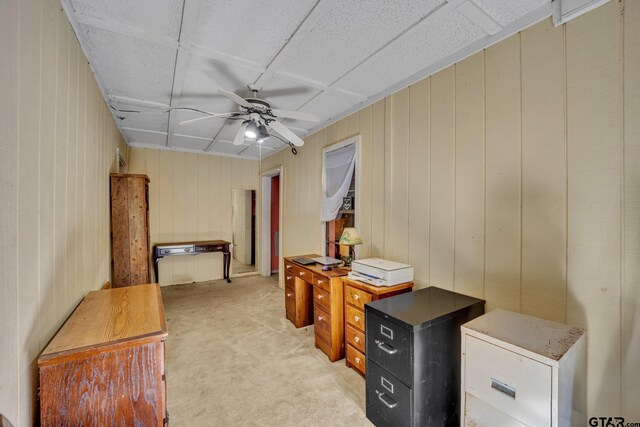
(321, 136, 359, 258)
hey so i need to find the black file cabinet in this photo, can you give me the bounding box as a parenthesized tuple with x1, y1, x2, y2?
(365, 287, 485, 427)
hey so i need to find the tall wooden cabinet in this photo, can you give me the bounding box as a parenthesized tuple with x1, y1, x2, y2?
(110, 173, 151, 287)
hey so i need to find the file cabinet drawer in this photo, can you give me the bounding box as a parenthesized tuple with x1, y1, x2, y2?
(366, 311, 412, 386)
(366, 360, 412, 427)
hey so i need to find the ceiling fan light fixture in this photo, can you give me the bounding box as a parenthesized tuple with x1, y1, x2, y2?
(244, 120, 259, 139)
(256, 123, 269, 143)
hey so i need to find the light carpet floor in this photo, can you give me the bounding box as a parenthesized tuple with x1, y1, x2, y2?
(162, 275, 373, 426)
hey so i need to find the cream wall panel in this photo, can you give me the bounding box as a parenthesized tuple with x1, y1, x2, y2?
(623, 0, 640, 419)
(370, 100, 386, 258)
(520, 19, 567, 322)
(17, 0, 42, 422)
(128, 147, 259, 284)
(429, 66, 455, 290)
(387, 88, 410, 263)
(0, 0, 20, 421)
(358, 106, 373, 259)
(566, 0, 622, 414)
(484, 35, 522, 312)
(0, 1, 125, 422)
(408, 79, 430, 286)
(454, 54, 485, 300)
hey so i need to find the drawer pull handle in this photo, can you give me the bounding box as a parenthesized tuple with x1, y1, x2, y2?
(491, 378, 516, 399)
(375, 340, 397, 355)
(299, 272, 304, 276)
(354, 316, 360, 322)
(353, 294, 359, 300)
(286, 292, 293, 297)
(318, 316, 324, 321)
(287, 265, 291, 269)
(376, 391, 397, 409)
(355, 357, 360, 363)
(318, 280, 324, 284)
(318, 294, 323, 299)
(286, 276, 292, 280)
(354, 336, 360, 342)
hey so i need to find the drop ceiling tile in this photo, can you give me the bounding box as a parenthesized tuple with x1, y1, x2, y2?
(258, 76, 321, 111)
(125, 129, 167, 146)
(178, 56, 263, 105)
(209, 140, 245, 155)
(81, 25, 177, 104)
(243, 144, 279, 159)
(119, 113, 168, 133)
(296, 91, 359, 123)
(171, 108, 228, 139)
(192, 0, 317, 65)
(334, 7, 485, 97)
(471, 0, 548, 26)
(172, 134, 212, 150)
(70, 0, 184, 40)
(278, 0, 444, 85)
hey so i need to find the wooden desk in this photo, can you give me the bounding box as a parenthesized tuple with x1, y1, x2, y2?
(341, 276, 413, 376)
(284, 255, 349, 362)
(153, 240, 231, 283)
(38, 284, 168, 426)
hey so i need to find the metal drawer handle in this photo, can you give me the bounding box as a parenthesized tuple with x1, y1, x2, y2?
(353, 294, 359, 300)
(299, 272, 305, 276)
(376, 391, 397, 409)
(318, 316, 324, 321)
(354, 316, 360, 322)
(491, 378, 516, 399)
(354, 336, 360, 342)
(375, 340, 397, 355)
(317, 294, 323, 299)
(286, 276, 292, 280)
(286, 265, 291, 269)
(318, 280, 324, 284)
(355, 357, 361, 363)
(286, 292, 293, 297)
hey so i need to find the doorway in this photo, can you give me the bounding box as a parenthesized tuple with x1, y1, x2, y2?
(260, 167, 283, 282)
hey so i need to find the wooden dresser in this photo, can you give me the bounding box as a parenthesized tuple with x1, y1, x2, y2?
(284, 255, 349, 362)
(110, 173, 151, 286)
(38, 284, 168, 426)
(342, 276, 413, 376)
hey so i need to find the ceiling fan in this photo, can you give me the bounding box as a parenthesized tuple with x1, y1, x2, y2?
(178, 84, 320, 147)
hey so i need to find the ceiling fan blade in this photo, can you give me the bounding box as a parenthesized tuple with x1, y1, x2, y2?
(178, 112, 235, 126)
(271, 109, 320, 122)
(219, 89, 253, 109)
(268, 120, 305, 147)
(233, 123, 247, 145)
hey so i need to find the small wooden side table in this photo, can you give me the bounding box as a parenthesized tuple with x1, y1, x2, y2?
(342, 276, 413, 376)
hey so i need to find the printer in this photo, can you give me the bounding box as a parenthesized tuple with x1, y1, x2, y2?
(348, 258, 414, 287)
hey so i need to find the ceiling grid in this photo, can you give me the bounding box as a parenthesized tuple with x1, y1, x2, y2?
(63, 0, 552, 160)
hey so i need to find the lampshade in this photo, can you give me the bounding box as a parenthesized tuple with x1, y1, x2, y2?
(339, 227, 363, 246)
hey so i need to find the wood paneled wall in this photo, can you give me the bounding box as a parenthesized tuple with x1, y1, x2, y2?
(261, 4, 638, 418)
(0, 0, 126, 424)
(128, 148, 259, 285)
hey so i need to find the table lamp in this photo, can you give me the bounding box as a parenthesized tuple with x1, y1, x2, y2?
(338, 227, 363, 267)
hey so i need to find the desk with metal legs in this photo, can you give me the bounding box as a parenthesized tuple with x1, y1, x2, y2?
(152, 240, 231, 283)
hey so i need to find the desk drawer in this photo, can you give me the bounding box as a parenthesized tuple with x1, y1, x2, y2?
(345, 285, 372, 310)
(312, 274, 330, 291)
(313, 286, 330, 311)
(284, 285, 296, 315)
(346, 305, 365, 331)
(347, 344, 366, 374)
(314, 304, 331, 345)
(464, 335, 552, 427)
(284, 271, 296, 288)
(290, 265, 312, 282)
(366, 311, 412, 386)
(346, 323, 365, 353)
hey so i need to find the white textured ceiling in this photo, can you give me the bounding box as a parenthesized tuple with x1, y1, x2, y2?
(63, 0, 551, 160)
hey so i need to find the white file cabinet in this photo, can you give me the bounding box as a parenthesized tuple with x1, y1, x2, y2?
(461, 309, 587, 427)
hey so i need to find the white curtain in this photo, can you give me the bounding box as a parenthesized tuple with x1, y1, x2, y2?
(321, 143, 356, 221)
